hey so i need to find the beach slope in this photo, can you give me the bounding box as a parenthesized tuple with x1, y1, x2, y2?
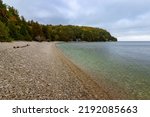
(0, 42, 109, 99)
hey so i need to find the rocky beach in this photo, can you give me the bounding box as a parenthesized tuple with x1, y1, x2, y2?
(0, 42, 109, 100)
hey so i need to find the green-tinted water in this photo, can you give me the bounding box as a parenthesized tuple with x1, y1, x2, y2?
(57, 42, 150, 99)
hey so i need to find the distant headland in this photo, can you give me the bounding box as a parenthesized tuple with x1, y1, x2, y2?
(0, 0, 117, 42)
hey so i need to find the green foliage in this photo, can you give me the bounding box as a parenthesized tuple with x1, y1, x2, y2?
(19, 24, 32, 41)
(0, 0, 117, 42)
(7, 21, 21, 40)
(42, 25, 51, 41)
(30, 22, 45, 41)
(0, 20, 11, 42)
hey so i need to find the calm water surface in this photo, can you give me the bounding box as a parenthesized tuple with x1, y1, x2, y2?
(57, 42, 150, 99)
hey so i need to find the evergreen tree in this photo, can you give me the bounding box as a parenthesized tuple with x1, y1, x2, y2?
(20, 24, 32, 41)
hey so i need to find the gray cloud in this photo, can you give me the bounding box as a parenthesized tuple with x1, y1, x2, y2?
(3, 0, 150, 41)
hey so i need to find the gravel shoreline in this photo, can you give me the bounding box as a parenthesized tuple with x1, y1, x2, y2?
(0, 42, 109, 100)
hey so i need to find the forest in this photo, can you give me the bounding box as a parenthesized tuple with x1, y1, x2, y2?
(0, 0, 117, 42)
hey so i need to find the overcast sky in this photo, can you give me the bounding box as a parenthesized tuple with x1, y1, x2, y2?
(3, 0, 150, 41)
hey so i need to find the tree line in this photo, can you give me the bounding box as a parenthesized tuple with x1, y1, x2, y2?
(0, 0, 117, 42)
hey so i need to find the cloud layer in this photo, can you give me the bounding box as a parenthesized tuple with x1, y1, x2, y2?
(3, 0, 150, 41)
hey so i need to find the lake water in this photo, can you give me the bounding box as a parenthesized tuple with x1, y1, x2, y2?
(57, 42, 150, 99)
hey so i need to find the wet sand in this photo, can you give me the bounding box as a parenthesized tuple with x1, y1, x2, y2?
(0, 42, 110, 100)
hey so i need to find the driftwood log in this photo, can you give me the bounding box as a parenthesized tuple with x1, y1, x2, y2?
(13, 44, 30, 49)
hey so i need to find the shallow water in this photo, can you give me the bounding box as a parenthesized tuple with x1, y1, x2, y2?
(57, 42, 150, 99)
